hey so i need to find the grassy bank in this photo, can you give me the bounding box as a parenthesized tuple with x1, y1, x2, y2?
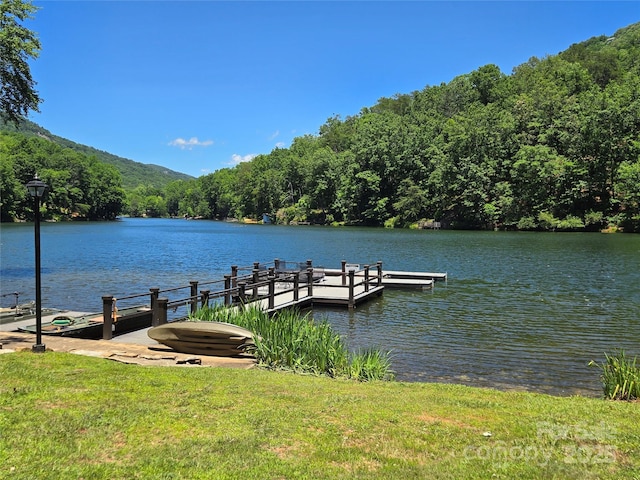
(1, 352, 639, 479)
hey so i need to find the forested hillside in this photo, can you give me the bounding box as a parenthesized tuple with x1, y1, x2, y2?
(2, 23, 639, 229)
(0, 131, 127, 221)
(0, 119, 193, 221)
(159, 22, 639, 231)
(0, 118, 193, 189)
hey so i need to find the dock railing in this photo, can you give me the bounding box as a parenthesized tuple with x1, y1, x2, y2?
(101, 259, 384, 339)
(326, 260, 383, 288)
(320, 261, 383, 308)
(101, 290, 156, 340)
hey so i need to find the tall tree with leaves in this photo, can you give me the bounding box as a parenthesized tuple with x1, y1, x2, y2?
(0, 0, 41, 124)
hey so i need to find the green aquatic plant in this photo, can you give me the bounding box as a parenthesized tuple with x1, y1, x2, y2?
(590, 350, 640, 400)
(190, 304, 393, 381)
(349, 347, 394, 382)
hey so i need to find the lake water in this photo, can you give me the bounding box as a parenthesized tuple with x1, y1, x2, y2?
(1, 217, 639, 396)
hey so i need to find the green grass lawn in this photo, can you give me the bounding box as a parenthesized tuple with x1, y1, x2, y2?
(1, 352, 639, 479)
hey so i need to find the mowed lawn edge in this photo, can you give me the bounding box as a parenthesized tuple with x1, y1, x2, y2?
(1, 352, 638, 479)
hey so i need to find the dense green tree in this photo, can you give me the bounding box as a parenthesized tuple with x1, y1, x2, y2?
(470, 64, 506, 105)
(200, 169, 238, 219)
(0, 155, 21, 219)
(87, 161, 125, 220)
(615, 160, 640, 228)
(393, 179, 428, 226)
(0, 0, 41, 124)
(0, 132, 125, 220)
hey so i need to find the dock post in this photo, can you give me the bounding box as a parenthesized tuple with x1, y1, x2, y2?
(200, 290, 210, 308)
(231, 265, 238, 288)
(293, 271, 299, 301)
(376, 261, 383, 287)
(149, 287, 160, 326)
(252, 268, 260, 299)
(237, 282, 247, 304)
(341, 260, 347, 286)
(348, 270, 355, 309)
(268, 271, 275, 310)
(157, 298, 168, 325)
(102, 295, 114, 340)
(364, 265, 370, 292)
(190, 281, 198, 315)
(268, 267, 276, 292)
(306, 268, 313, 298)
(224, 275, 232, 305)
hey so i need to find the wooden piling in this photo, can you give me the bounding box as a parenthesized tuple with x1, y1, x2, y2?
(102, 295, 113, 340)
(293, 271, 300, 301)
(149, 287, 160, 326)
(231, 265, 238, 288)
(224, 275, 231, 305)
(364, 265, 370, 292)
(348, 270, 356, 308)
(238, 282, 247, 304)
(268, 272, 275, 310)
(189, 281, 198, 315)
(306, 268, 313, 297)
(200, 290, 210, 308)
(157, 298, 168, 325)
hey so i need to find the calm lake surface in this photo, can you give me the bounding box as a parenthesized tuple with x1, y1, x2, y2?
(1, 217, 639, 396)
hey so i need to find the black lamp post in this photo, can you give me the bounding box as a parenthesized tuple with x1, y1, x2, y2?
(26, 174, 48, 353)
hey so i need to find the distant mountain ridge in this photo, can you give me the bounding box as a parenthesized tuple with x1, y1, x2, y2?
(0, 118, 193, 189)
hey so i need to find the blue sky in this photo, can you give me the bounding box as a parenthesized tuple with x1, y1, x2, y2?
(29, 1, 639, 178)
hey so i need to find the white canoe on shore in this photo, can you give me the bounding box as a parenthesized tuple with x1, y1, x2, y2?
(148, 321, 255, 357)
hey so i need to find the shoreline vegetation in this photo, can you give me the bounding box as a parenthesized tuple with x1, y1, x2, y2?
(192, 305, 640, 403)
(189, 305, 394, 382)
(590, 350, 640, 401)
(1, 351, 639, 478)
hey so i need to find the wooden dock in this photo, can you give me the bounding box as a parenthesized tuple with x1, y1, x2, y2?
(3, 261, 448, 349)
(41, 259, 448, 341)
(230, 261, 444, 312)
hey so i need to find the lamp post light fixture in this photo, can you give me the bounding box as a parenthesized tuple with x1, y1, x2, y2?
(26, 174, 48, 353)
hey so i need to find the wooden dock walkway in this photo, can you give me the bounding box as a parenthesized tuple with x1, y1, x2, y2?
(8, 260, 445, 342)
(140, 259, 445, 320)
(198, 261, 444, 314)
(250, 273, 385, 313)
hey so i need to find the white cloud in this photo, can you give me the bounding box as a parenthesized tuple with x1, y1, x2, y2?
(275, 142, 285, 148)
(269, 130, 280, 140)
(168, 137, 214, 150)
(231, 153, 257, 164)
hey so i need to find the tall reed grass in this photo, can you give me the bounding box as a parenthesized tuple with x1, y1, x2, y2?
(590, 350, 640, 400)
(190, 305, 394, 381)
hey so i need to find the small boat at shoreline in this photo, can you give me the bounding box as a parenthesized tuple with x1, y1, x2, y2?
(18, 305, 152, 339)
(0, 302, 65, 325)
(148, 321, 255, 357)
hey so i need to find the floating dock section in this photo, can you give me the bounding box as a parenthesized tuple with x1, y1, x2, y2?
(323, 265, 446, 290)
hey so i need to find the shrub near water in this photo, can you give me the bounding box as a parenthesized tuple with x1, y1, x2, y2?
(590, 350, 640, 400)
(190, 305, 394, 381)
